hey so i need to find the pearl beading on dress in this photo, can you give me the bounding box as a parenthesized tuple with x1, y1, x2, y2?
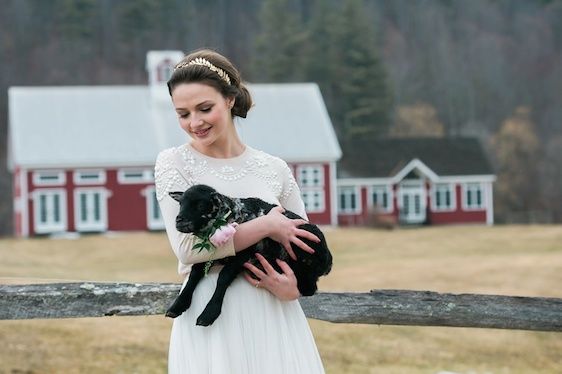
(155, 148, 190, 201)
(155, 145, 297, 204)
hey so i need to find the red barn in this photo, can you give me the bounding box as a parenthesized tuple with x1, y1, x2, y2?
(7, 51, 342, 237)
(337, 138, 496, 226)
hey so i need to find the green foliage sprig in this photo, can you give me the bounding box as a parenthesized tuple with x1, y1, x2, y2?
(191, 210, 232, 275)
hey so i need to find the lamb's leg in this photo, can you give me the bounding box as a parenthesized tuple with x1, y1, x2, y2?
(196, 260, 244, 326)
(166, 263, 206, 318)
(296, 273, 318, 296)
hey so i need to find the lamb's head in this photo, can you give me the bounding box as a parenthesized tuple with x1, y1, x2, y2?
(169, 184, 223, 234)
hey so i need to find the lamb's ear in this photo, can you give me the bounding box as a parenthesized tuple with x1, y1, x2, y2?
(211, 191, 222, 204)
(169, 191, 183, 203)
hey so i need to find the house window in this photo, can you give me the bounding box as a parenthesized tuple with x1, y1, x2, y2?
(146, 187, 165, 230)
(370, 185, 392, 212)
(118, 169, 154, 184)
(74, 170, 106, 185)
(33, 189, 67, 234)
(433, 183, 456, 211)
(297, 165, 324, 187)
(463, 183, 484, 209)
(74, 188, 108, 232)
(338, 186, 361, 214)
(33, 171, 66, 186)
(301, 190, 325, 213)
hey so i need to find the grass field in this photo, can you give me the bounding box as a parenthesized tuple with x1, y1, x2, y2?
(1, 225, 561, 373)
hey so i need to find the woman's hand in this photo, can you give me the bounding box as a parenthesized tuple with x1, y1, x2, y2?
(264, 206, 320, 260)
(243, 253, 300, 301)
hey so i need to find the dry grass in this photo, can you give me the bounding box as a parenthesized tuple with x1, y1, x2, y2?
(1, 225, 561, 373)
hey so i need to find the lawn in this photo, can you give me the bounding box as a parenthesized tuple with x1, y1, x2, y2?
(1, 225, 561, 373)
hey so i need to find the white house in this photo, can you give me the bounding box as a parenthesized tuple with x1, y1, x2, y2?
(337, 137, 496, 226)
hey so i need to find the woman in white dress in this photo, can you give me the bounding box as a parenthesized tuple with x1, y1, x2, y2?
(155, 49, 326, 373)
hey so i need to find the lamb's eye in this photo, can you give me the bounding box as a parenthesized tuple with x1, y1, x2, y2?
(197, 201, 212, 212)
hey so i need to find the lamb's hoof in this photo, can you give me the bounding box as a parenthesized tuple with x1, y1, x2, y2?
(165, 310, 180, 318)
(196, 314, 216, 326)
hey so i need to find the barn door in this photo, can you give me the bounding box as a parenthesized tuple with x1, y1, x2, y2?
(74, 188, 107, 232)
(34, 190, 67, 234)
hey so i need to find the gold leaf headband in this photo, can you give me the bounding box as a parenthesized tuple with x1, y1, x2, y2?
(174, 57, 232, 85)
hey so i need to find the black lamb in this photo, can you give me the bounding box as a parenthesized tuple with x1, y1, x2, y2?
(165, 184, 332, 326)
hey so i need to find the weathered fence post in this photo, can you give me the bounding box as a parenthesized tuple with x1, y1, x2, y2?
(299, 289, 562, 332)
(1, 283, 561, 332)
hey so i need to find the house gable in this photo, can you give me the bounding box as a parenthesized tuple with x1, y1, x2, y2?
(390, 158, 438, 184)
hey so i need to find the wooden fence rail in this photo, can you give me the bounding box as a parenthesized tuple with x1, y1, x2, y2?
(1, 282, 561, 332)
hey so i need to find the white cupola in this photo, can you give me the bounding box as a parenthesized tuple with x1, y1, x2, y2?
(146, 50, 184, 101)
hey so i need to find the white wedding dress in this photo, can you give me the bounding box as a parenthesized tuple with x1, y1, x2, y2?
(155, 143, 325, 374)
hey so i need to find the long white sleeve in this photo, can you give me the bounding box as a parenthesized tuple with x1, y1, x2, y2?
(155, 149, 236, 275)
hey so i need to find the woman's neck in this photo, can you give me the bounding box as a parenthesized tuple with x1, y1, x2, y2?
(191, 136, 246, 159)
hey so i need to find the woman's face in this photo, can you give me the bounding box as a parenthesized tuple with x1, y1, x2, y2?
(171, 82, 234, 148)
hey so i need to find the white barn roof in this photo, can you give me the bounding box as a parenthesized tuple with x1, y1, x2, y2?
(239, 84, 341, 162)
(8, 83, 341, 170)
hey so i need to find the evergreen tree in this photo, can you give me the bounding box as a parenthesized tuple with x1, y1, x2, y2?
(254, 0, 307, 81)
(54, 0, 99, 82)
(56, 0, 98, 41)
(331, 0, 391, 142)
(302, 0, 337, 106)
(118, 0, 158, 42)
(116, 0, 159, 79)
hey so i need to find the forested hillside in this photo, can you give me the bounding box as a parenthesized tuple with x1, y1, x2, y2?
(2, 0, 561, 235)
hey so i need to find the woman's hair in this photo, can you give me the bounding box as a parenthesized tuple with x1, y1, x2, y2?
(167, 49, 253, 118)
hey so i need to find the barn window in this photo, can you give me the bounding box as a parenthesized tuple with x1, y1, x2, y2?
(33, 189, 67, 234)
(296, 165, 325, 214)
(118, 169, 154, 184)
(370, 185, 392, 212)
(338, 186, 361, 214)
(297, 165, 324, 187)
(433, 183, 456, 211)
(74, 170, 106, 185)
(157, 59, 175, 82)
(463, 183, 484, 209)
(301, 190, 325, 213)
(33, 170, 66, 186)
